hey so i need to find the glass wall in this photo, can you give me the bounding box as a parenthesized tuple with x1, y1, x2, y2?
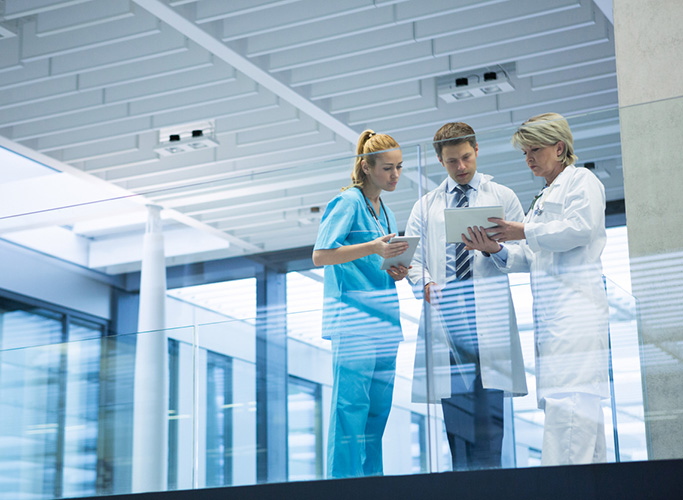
(0, 102, 680, 498)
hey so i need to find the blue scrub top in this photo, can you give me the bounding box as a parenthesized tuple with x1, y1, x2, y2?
(314, 187, 403, 342)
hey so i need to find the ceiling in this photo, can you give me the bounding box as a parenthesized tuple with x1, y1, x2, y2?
(0, 0, 622, 274)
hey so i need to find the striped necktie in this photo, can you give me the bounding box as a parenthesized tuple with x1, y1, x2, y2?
(452, 184, 472, 281)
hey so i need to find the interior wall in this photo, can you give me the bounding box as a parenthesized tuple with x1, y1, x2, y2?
(0, 239, 113, 319)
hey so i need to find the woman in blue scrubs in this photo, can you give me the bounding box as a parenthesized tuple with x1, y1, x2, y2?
(313, 130, 409, 478)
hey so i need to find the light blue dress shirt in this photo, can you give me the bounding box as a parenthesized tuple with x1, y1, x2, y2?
(445, 172, 482, 281)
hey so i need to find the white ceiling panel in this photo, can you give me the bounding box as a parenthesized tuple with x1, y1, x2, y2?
(414, 0, 582, 41)
(195, 0, 303, 24)
(249, 7, 401, 59)
(220, 0, 377, 41)
(35, 0, 133, 36)
(268, 22, 415, 72)
(51, 25, 188, 76)
(2, 0, 93, 20)
(20, 9, 160, 62)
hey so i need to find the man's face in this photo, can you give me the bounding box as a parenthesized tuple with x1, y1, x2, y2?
(440, 142, 478, 185)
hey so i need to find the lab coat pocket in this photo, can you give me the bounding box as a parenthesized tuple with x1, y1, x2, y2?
(541, 201, 563, 218)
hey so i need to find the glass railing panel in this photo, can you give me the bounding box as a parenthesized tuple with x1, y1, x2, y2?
(503, 273, 646, 468)
(617, 95, 683, 462)
(506, 276, 542, 467)
(1, 91, 682, 499)
(0, 341, 80, 499)
(191, 319, 257, 489)
(414, 123, 537, 473)
(285, 269, 329, 482)
(603, 276, 647, 462)
(411, 108, 646, 472)
(0, 326, 195, 499)
(401, 143, 453, 474)
(284, 263, 441, 481)
(0, 140, 428, 494)
(0, 319, 277, 498)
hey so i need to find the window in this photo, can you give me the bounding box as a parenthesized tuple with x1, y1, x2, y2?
(410, 413, 427, 473)
(206, 351, 233, 487)
(61, 318, 105, 497)
(167, 339, 180, 490)
(287, 377, 323, 481)
(0, 295, 106, 499)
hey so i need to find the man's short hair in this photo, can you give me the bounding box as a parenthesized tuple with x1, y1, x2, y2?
(433, 122, 477, 160)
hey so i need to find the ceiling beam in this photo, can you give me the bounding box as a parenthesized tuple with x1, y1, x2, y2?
(0, 134, 263, 253)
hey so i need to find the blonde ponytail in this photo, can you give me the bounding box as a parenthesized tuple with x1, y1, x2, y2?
(343, 129, 400, 191)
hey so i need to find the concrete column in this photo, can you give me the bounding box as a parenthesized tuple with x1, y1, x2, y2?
(614, 0, 683, 459)
(132, 205, 169, 491)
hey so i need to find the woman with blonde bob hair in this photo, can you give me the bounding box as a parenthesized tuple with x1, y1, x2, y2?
(462, 112, 610, 466)
(313, 130, 409, 478)
(511, 112, 578, 168)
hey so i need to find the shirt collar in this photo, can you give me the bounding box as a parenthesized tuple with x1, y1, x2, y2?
(545, 164, 574, 187)
(446, 171, 481, 193)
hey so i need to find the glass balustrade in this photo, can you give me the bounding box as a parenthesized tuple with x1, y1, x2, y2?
(1, 99, 681, 499)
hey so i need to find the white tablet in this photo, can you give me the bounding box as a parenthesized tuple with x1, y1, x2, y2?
(380, 236, 420, 270)
(444, 206, 504, 244)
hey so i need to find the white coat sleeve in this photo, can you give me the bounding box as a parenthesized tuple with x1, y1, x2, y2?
(405, 198, 432, 298)
(524, 172, 605, 253)
(494, 243, 532, 273)
(491, 187, 531, 273)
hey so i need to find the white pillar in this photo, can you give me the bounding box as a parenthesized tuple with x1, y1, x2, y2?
(132, 205, 169, 492)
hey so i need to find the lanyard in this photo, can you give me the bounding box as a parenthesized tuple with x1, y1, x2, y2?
(357, 187, 391, 236)
(529, 181, 557, 216)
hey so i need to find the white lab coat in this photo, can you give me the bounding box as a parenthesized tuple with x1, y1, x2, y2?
(494, 165, 609, 406)
(406, 174, 528, 403)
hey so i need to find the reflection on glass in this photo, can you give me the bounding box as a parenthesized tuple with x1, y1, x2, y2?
(0, 214, 655, 498)
(168, 280, 257, 325)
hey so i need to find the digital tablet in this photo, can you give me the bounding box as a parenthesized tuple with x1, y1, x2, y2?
(444, 206, 504, 244)
(380, 235, 420, 270)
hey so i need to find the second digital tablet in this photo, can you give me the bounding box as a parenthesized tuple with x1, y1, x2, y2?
(380, 236, 420, 270)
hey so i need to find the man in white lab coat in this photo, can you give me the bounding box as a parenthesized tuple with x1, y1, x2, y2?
(406, 122, 528, 471)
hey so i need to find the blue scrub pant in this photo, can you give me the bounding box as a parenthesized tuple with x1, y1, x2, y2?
(439, 281, 504, 471)
(327, 334, 399, 478)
